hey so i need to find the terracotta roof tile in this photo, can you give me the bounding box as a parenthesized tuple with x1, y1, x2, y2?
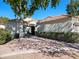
(39, 15, 71, 23)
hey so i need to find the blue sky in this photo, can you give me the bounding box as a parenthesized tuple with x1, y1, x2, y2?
(0, 0, 70, 20)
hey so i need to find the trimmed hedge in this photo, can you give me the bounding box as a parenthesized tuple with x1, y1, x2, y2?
(36, 32, 79, 43)
(0, 29, 12, 44)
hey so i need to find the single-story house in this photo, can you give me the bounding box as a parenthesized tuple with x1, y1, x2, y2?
(0, 17, 38, 37)
(37, 15, 79, 33)
(1, 15, 79, 36)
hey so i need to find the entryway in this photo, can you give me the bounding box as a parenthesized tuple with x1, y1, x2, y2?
(31, 26, 35, 35)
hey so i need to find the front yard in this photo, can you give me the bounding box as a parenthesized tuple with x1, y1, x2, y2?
(0, 36, 79, 59)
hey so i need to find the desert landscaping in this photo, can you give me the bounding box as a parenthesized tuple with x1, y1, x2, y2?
(0, 36, 79, 59)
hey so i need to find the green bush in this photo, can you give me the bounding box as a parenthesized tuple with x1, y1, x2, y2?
(0, 29, 12, 44)
(63, 32, 79, 43)
(36, 32, 79, 43)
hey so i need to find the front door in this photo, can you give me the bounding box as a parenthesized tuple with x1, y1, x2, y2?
(31, 26, 35, 35)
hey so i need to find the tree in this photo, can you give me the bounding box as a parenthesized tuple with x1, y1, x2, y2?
(3, 0, 60, 38)
(3, 0, 60, 19)
(67, 0, 79, 16)
(0, 17, 9, 24)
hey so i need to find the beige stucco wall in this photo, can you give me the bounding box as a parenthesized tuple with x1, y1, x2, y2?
(71, 17, 79, 32)
(37, 17, 79, 32)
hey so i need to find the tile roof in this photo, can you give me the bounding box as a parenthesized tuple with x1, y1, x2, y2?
(38, 15, 71, 24)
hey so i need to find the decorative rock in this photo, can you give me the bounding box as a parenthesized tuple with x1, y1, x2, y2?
(9, 36, 79, 57)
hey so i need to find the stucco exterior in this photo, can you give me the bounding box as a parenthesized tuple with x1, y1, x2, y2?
(37, 16, 79, 33)
(5, 18, 38, 37)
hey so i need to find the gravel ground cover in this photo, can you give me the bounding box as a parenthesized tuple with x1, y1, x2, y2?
(5, 36, 79, 59)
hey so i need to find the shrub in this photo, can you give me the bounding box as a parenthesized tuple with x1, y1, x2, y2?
(0, 29, 12, 44)
(63, 32, 79, 43)
(36, 32, 79, 43)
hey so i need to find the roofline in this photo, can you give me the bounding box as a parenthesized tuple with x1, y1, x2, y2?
(38, 15, 71, 24)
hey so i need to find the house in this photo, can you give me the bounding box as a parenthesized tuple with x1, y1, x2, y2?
(37, 15, 79, 33)
(0, 17, 38, 37)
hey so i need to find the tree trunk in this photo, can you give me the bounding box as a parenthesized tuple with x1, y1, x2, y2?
(16, 18, 20, 42)
(23, 21, 25, 38)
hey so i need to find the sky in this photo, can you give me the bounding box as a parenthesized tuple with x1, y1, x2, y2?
(0, 0, 70, 20)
